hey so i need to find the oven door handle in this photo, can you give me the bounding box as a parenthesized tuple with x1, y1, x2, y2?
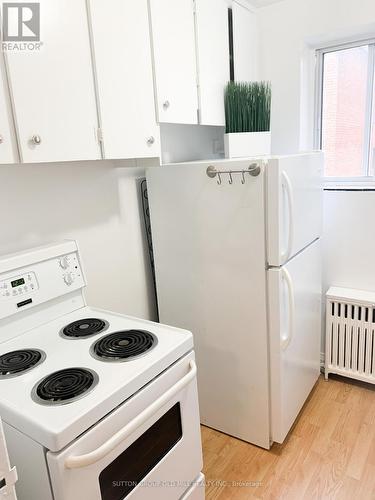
(64, 360, 197, 469)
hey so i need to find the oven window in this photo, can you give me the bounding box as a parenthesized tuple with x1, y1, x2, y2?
(99, 403, 182, 500)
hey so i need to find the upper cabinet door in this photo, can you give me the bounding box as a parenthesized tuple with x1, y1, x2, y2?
(232, 1, 259, 81)
(88, 0, 160, 160)
(195, 0, 229, 126)
(0, 55, 17, 164)
(149, 0, 198, 125)
(4, 0, 101, 163)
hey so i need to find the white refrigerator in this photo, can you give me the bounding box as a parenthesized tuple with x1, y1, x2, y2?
(146, 152, 323, 449)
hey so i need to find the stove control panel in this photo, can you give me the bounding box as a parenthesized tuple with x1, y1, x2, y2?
(0, 242, 86, 321)
(0, 253, 83, 299)
(0, 272, 38, 299)
(59, 253, 82, 287)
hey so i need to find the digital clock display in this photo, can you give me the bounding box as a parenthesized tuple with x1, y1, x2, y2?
(11, 278, 25, 288)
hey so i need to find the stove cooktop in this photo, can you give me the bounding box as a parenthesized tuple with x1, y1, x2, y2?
(32, 367, 99, 405)
(0, 349, 46, 378)
(60, 318, 109, 339)
(0, 321, 160, 407)
(91, 330, 157, 361)
(0, 306, 193, 452)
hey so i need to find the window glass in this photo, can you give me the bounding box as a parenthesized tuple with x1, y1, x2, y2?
(370, 76, 375, 175)
(321, 46, 369, 177)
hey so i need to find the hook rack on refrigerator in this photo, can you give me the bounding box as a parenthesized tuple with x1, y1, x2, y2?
(206, 163, 262, 185)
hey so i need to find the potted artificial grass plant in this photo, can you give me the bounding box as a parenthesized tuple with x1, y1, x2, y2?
(224, 81, 271, 158)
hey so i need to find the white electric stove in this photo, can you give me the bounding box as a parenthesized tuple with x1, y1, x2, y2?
(0, 241, 204, 500)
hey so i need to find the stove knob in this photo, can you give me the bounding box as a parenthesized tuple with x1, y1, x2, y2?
(59, 256, 69, 270)
(63, 273, 74, 286)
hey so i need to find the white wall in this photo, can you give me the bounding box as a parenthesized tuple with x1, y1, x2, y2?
(258, 0, 375, 298)
(0, 123, 223, 322)
(0, 160, 158, 320)
(258, 0, 375, 154)
(232, 1, 260, 81)
(160, 124, 224, 163)
(323, 190, 375, 291)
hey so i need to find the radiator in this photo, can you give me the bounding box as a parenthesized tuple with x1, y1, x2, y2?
(325, 287, 375, 384)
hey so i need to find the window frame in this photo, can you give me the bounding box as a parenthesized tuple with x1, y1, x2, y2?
(315, 39, 375, 187)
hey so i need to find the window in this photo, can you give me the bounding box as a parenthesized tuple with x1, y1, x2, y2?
(316, 41, 375, 182)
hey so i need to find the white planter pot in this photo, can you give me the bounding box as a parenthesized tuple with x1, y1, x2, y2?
(224, 131, 271, 159)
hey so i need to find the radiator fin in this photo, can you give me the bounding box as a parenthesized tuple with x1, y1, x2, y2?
(326, 290, 375, 384)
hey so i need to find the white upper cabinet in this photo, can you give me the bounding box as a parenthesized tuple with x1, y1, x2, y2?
(0, 55, 17, 164)
(4, 0, 101, 163)
(88, 0, 160, 160)
(232, 1, 259, 81)
(149, 0, 199, 125)
(195, 0, 230, 126)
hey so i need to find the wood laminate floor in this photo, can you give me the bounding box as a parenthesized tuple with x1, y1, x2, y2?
(201, 375, 375, 499)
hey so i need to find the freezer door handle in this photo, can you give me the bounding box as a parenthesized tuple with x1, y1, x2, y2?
(281, 171, 294, 263)
(281, 268, 295, 350)
(64, 360, 197, 469)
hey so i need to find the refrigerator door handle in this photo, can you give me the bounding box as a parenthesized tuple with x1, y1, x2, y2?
(281, 171, 294, 263)
(281, 267, 295, 350)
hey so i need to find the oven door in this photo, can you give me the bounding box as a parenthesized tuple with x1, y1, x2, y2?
(47, 352, 202, 500)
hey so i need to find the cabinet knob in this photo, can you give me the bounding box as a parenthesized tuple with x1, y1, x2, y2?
(163, 100, 170, 109)
(0, 135, 3, 144)
(147, 136, 155, 145)
(31, 135, 42, 145)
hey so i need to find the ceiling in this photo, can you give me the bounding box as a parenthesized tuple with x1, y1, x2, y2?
(249, 0, 285, 7)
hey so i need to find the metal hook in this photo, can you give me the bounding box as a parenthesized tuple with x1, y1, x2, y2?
(241, 171, 246, 184)
(228, 171, 233, 185)
(217, 171, 222, 185)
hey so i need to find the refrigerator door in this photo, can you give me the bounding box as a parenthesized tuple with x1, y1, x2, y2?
(268, 239, 321, 444)
(267, 152, 323, 266)
(147, 160, 271, 448)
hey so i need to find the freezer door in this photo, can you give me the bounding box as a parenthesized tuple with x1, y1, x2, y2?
(267, 152, 323, 266)
(147, 160, 271, 448)
(268, 240, 322, 444)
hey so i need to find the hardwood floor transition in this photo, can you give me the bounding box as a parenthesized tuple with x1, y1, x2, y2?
(201, 375, 375, 499)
